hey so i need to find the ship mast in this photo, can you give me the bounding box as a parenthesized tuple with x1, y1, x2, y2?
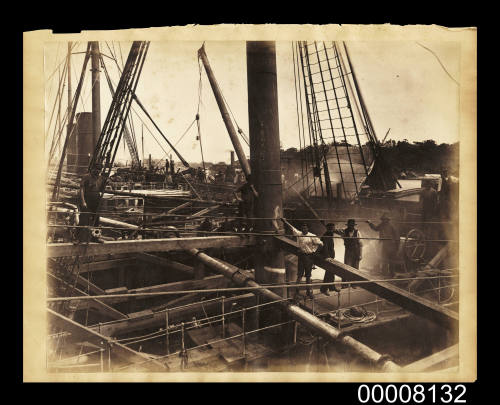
(90, 42, 101, 155)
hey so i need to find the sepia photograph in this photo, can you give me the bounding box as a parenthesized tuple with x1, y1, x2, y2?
(23, 25, 477, 382)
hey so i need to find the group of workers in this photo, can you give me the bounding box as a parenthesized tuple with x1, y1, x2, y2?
(281, 212, 401, 298)
(282, 217, 378, 298)
(76, 164, 456, 295)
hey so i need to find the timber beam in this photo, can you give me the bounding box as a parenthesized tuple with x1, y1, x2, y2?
(90, 293, 256, 337)
(78, 257, 137, 273)
(47, 235, 256, 258)
(104, 275, 229, 304)
(275, 235, 459, 330)
(403, 344, 459, 372)
(186, 205, 221, 220)
(135, 253, 194, 276)
(47, 273, 127, 320)
(47, 309, 166, 371)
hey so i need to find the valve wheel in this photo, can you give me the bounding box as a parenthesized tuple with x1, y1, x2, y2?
(403, 228, 427, 263)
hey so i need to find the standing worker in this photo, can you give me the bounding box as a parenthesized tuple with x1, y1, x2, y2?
(282, 219, 323, 298)
(439, 168, 451, 220)
(78, 163, 105, 242)
(319, 223, 342, 296)
(366, 214, 399, 277)
(420, 179, 438, 238)
(236, 174, 255, 225)
(338, 219, 363, 270)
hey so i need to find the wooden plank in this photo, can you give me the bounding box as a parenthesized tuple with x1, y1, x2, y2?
(48, 258, 107, 295)
(75, 275, 106, 295)
(131, 275, 226, 294)
(150, 293, 201, 312)
(186, 205, 221, 220)
(47, 309, 166, 371)
(104, 275, 228, 304)
(403, 344, 459, 372)
(167, 201, 192, 214)
(275, 235, 458, 330)
(47, 273, 127, 320)
(47, 235, 256, 258)
(91, 294, 256, 337)
(136, 252, 194, 276)
(78, 258, 136, 273)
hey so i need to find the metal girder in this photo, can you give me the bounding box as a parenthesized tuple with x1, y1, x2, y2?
(47, 235, 256, 258)
(47, 309, 166, 371)
(275, 235, 459, 330)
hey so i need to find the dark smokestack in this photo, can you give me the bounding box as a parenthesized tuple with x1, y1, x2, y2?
(75, 112, 93, 174)
(230, 151, 235, 167)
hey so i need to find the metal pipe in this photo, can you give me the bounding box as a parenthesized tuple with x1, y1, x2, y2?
(187, 248, 400, 371)
(197, 45, 251, 179)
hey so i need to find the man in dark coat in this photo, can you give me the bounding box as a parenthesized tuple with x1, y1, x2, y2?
(319, 223, 342, 296)
(338, 219, 363, 270)
(78, 164, 105, 242)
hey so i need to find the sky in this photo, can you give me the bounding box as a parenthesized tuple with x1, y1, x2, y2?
(44, 40, 460, 165)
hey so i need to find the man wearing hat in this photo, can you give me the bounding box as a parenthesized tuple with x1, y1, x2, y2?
(339, 219, 363, 270)
(78, 163, 105, 242)
(367, 214, 399, 276)
(320, 223, 342, 296)
(282, 218, 323, 298)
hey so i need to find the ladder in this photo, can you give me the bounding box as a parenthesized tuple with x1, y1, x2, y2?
(297, 41, 374, 201)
